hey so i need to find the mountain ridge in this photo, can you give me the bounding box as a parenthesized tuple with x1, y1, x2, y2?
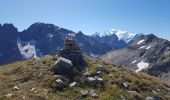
(101, 34, 170, 83)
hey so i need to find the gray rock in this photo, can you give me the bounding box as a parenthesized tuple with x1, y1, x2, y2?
(80, 90, 88, 97)
(5, 93, 13, 98)
(87, 77, 96, 82)
(127, 91, 138, 95)
(52, 57, 74, 76)
(69, 82, 77, 87)
(90, 90, 98, 98)
(122, 82, 132, 88)
(29, 88, 36, 92)
(13, 85, 19, 91)
(53, 79, 67, 90)
(145, 97, 154, 100)
(83, 71, 90, 77)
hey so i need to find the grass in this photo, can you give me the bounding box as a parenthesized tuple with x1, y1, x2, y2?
(0, 55, 169, 100)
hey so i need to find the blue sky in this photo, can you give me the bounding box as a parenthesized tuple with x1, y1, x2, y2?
(0, 0, 170, 40)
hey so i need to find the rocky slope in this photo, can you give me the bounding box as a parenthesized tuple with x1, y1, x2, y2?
(0, 55, 170, 100)
(101, 34, 170, 83)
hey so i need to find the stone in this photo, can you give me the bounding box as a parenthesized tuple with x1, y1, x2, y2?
(53, 75, 67, 81)
(156, 89, 160, 92)
(13, 85, 19, 91)
(96, 71, 101, 74)
(152, 90, 158, 94)
(56, 79, 65, 84)
(87, 77, 96, 81)
(29, 88, 36, 92)
(127, 91, 138, 95)
(5, 93, 13, 98)
(94, 76, 103, 81)
(54, 79, 67, 90)
(96, 65, 105, 72)
(83, 71, 90, 77)
(109, 73, 113, 77)
(52, 57, 74, 76)
(145, 97, 154, 100)
(43, 89, 48, 93)
(81, 90, 88, 97)
(90, 90, 98, 98)
(122, 82, 129, 88)
(22, 96, 26, 99)
(69, 82, 77, 87)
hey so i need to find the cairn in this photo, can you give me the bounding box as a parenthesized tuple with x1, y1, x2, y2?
(58, 34, 87, 70)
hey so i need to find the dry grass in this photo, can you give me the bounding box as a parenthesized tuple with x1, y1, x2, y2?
(0, 55, 169, 100)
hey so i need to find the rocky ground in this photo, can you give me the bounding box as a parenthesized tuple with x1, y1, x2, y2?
(0, 55, 170, 100)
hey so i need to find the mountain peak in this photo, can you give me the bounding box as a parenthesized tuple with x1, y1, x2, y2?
(1, 23, 18, 31)
(29, 22, 58, 29)
(93, 29, 141, 43)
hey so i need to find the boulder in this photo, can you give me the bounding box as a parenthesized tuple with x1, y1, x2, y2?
(52, 57, 74, 77)
(53, 79, 67, 90)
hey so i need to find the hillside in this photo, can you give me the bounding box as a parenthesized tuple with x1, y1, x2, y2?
(101, 34, 170, 83)
(0, 56, 170, 100)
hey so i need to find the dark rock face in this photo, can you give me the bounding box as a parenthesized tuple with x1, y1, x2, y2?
(76, 31, 112, 55)
(20, 22, 74, 55)
(58, 34, 87, 70)
(0, 24, 21, 65)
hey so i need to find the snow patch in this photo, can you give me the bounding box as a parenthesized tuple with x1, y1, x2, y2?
(135, 60, 149, 72)
(90, 53, 100, 58)
(146, 45, 151, 50)
(140, 46, 146, 49)
(111, 29, 136, 43)
(47, 33, 54, 38)
(137, 39, 145, 45)
(17, 39, 38, 59)
(131, 60, 137, 64)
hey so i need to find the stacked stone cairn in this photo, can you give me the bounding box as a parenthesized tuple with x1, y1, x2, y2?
(52, 34, 87, 90)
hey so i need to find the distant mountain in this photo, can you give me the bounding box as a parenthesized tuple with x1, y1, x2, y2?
(91, 29, 142, 49)
(101, 34, 170, 83)
(0, 24, 21, 64)
(0, 22, 113, 65)
(0, 22, 144, 65)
